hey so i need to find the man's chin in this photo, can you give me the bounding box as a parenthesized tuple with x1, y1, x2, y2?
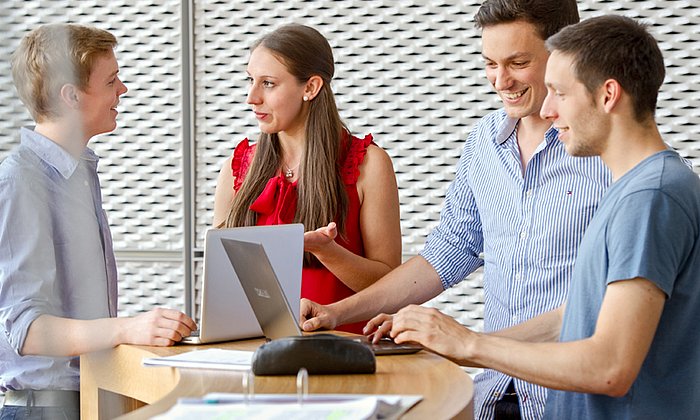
(503, 104, 536, 120)
(565, 144, 597, 158)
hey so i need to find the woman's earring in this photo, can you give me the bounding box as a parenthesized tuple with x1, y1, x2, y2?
(303, 96, 309, 102)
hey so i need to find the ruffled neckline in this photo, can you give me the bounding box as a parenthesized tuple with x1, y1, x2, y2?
(230, 131, 374, 192)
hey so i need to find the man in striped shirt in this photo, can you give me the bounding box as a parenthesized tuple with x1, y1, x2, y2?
(389, 14, 700, 420)
(301, 1, 609, 419)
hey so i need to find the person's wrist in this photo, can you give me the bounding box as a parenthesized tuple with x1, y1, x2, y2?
(112, 317, 129, 346)
(310, 239, 340, 264)
(326, 301, 347, 328)
(466, 331, 485, 364)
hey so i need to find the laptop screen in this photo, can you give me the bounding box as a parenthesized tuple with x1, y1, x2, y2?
(220, 238, 303, 340)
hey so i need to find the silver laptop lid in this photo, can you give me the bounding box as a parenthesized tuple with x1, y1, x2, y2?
(195, 224, 303, 343)
(220, 237, 303, 340)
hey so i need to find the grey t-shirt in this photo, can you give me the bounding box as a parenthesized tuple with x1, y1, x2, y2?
(545, 150, 700, 419)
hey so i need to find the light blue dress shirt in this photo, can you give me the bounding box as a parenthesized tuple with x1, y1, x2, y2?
(0, 127, 118, 391)
(421, 109, 610, 420)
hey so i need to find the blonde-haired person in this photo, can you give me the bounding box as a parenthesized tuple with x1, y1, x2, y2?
(213, 24, 401, 333)
(0, 24, 195, 419)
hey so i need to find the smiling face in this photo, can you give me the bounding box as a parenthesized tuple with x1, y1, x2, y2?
(540, 51, 609, 157)
(77, 50, 127, 139)
(482, 20, 550, 122)
(246, 46, 309, 138)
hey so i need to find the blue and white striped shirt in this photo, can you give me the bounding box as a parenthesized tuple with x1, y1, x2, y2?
(421, 109, 610, 420)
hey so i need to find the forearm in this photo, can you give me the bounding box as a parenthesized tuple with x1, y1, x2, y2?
(467, 333, 626, 396)
(489, 305, 565, 342)
(312, 241, 398, 292)
(452, 306, 564, 369)
(21, 308, 196, 356)
(329, 255, 443, 325)
(465, 280, 664, 397)
(21, 314, 127, 357)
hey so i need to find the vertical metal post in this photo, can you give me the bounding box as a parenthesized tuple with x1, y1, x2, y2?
(180, 0, 197, 316)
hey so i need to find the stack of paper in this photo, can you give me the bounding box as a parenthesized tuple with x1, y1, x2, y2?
(142, 348, 253, 371)
(152, 394, 422, 420)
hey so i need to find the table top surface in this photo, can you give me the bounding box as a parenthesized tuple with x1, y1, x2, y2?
(81, 335, 473, 420)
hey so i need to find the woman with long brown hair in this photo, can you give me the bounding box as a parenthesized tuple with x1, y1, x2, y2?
(213, 24, 401, 333)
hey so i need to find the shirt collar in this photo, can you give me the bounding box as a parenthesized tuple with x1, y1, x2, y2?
(495, 115, 518, 145)
(20, 127, 98, 179)
(494, 113, 560, 146)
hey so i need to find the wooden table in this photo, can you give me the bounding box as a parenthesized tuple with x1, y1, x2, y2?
(80, 337, 473, 419)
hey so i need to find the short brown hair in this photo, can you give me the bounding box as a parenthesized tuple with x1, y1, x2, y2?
(545, 15, 665, 122)
(11, 24, 117, 122)
(474, 0, 579, 40)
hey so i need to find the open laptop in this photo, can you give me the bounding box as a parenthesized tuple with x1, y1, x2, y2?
(220, 237, 422, 355)
(181, 224, 304, 344)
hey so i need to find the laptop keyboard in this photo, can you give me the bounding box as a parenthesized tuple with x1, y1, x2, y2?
(368, 337, 422, 355)
(179, 330, 200, 344)
(348, 336, 422, 355)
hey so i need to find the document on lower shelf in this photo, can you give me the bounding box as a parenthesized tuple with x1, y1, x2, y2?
(142, 348, 253, 371)
(151, 393, 423, 420)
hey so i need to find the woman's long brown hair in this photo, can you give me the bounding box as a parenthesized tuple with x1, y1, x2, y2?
(223, 24, 349, 266)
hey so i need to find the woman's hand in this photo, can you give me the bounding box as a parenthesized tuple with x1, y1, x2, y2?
(304, 222, 338, 254)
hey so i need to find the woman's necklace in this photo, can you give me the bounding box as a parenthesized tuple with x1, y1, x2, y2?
(283, 162, 300, 179)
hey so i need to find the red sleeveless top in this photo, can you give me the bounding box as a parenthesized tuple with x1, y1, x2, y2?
(231, 133, 374, 333)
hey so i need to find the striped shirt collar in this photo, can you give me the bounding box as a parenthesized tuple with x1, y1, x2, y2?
(494, 114, 559, 147)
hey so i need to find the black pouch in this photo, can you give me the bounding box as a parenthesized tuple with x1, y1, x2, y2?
(251, 334, 376, 375)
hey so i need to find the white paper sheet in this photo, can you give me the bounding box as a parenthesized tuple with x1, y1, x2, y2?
(142, 348, 253, 371)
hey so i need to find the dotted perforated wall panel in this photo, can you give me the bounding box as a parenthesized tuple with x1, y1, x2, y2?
(0, 0, 187, 315)
(1, 1, 698, 329)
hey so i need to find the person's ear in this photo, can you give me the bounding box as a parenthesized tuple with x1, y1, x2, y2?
(59, 84, 81, 109)
(600, 79, 622, 114)
(302, 75, 324, 102)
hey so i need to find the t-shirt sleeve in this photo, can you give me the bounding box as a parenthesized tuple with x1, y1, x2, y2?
(606, 189, 694, 297)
